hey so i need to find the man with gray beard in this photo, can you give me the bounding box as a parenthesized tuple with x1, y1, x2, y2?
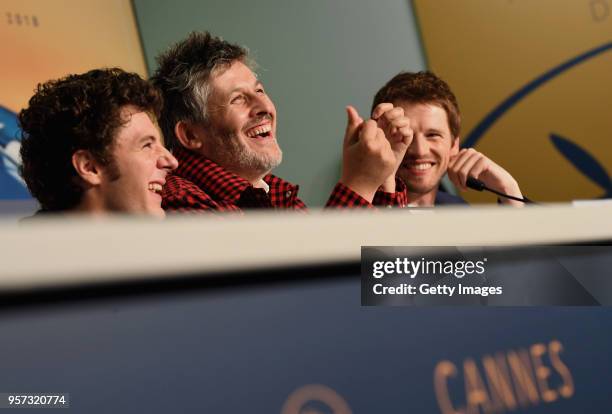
(153, 32, 413, 213)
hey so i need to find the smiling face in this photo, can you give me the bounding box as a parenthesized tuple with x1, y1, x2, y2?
(199, 60, 282, 180)
(97, 106, 178, 217)
(396, 102, 459, 206)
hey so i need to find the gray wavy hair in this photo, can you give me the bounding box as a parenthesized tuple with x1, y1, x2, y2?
(151, 31, 254, 150)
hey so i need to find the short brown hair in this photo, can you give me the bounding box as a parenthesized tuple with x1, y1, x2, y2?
(371, 71, 461, 138)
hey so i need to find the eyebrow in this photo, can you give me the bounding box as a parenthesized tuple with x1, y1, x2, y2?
(228, 80, 264, 95)
(137, 135, 158, 145)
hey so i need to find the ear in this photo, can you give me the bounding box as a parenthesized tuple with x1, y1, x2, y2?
(450, 136, 460, 156)
(72, 150, 103, 186)
(175, 121, 204, 150)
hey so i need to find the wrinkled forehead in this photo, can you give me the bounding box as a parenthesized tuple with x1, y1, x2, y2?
(210, 56, 258, 79)
(209, 60, 260, 95)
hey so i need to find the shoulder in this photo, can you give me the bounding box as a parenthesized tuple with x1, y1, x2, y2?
(164, 175, 203, 194)
(162, 175, 219, 212)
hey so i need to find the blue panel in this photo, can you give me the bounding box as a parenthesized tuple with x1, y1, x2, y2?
(0, 270, 609, 412)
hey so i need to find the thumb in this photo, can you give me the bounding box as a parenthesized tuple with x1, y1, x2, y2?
(344, 105, 363, 146)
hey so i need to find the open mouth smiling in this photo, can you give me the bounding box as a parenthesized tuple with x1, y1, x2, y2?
(245, 122, 272, 139)
(148, 182, 163, 195)
(402, 161, 436, 171)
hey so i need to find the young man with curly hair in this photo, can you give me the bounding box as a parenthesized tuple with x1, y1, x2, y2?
(152, 32, 414, 213)
(19, 68, 178, 217)
(372, 71, 523, 206)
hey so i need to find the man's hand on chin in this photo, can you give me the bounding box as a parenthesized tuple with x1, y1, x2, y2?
(448, 148, 524, 207)
(339, 106, 396, 202)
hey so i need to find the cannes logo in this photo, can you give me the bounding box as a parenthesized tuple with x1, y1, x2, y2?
(281, 384, 352, 414)
(433, 340, 574, 414)
(463, 42, 612, 198)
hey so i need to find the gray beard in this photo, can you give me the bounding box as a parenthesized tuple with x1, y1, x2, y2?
(204, 124, 282, 177)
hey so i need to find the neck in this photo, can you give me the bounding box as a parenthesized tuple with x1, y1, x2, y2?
(240, 170, 269, 187)
(74, 191, 107, 215)
(222, 162, 270, 187)
(408, 189, 437, 207)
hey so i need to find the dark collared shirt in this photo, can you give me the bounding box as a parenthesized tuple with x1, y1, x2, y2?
(162, 147, 408, 213)
(435, 190, 468, 205)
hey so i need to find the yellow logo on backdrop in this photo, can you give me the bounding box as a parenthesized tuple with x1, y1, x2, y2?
(433, 340, 574, 414)
(414, 0, 612, 202)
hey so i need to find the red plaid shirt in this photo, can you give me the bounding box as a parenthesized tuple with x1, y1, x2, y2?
(162, 147, 408, 213)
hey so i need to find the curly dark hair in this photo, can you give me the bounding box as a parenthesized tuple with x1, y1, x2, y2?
(372, 71, 461, 138)
(151, 31, 249, 150)
(19, 68, 162, 212)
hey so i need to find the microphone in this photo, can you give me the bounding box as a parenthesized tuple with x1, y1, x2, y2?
(466, 177, 535, 204)
(465, 176, 485, 191)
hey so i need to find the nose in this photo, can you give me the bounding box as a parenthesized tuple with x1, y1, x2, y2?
(407, 133, 429, 157)
(250, 93, 275, 119)
(158, 146, 179, 171)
